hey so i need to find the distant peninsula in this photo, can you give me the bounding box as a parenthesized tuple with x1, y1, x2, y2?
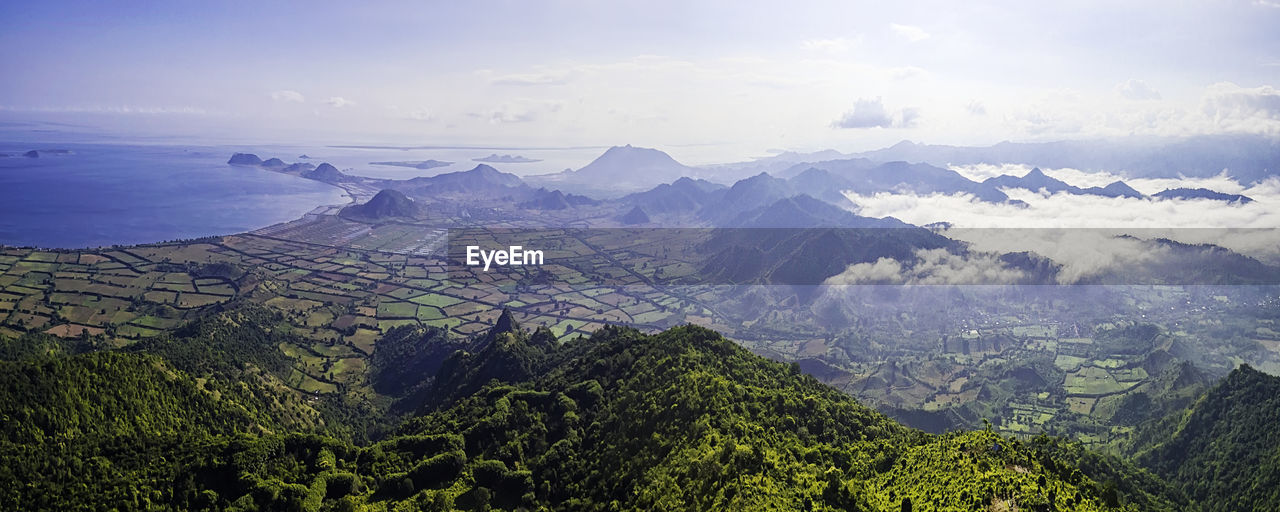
(370, 160, 453, 170)
(473, 153, 541, 163)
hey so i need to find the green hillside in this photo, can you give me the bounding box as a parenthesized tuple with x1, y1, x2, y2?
(0, 310, 1185, 511)
(1135, 364, 1280, 510)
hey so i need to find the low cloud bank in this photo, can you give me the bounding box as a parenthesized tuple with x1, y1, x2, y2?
(824, 248, 1028, 285)
(839, 169, 1280, 276)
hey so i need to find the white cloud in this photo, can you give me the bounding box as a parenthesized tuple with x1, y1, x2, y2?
(270, 90, 305, 103)
(490, 71, 571, 86)
(841, 172, 1280, 268)
(325, 96, 354, 108)
(824, 248, 1028, 285)
(959, 81, 1280, 139)
(1201, 82, 1280, 133)
(472, 100, 563, 124)
(889, 23, 930, 42)
(888, 66, 929, 81)
(966, 101, 987, 116)
(406, 107, 435, 121)
(824, 257, 904, 284)
(949, 229, 1177, 284)
(844, 180, 1280, 229)
(801, 37, 857, 53)
(1116, 79, 1162, 100)
(832, 97, 919, 129)
(486, 110, 537, 123)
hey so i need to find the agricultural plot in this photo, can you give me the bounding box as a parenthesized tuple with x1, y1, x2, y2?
(1064, 366, 1135, 396)
(14, 212, 1261, 455)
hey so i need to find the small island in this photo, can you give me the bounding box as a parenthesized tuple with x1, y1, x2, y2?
(227, 153, 264, 166)
(473, 153, 542, 163)
(21, 149, 74, 158)
(369, 160, 453, 170)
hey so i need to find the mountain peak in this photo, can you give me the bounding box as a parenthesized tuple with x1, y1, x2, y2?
(1100, 180, 1145, 198)
(227, 153, 263, 166)
(599, 144, 669, 159)
(542, 145, 694, 192)
(301, 162, 349, 183)
(619, 205, 651, 225)
(342, 189, 417, 219)
(491, 308, 519, 336)
(1024, 167, 1046, 178)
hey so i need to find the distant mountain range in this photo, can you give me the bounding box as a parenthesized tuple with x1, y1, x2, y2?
(725, 194, 909, 229)
(1152, 188, 1253, 204)
(517, 188, 600, 210)
(618, 160, 1029, 226)
(473, 154, 541, 163)
(702, 149, 849, 181)
(622, 166, 963, 226)
(621, 177, 727, 214)
(228, 146, 1259, 235)
(983, 168, 1146, 198)
(396, 163, 531, 198)
(981, 168, 1254, 203)
(845, 134, 1280, 184)
(370, 160, 453, 170)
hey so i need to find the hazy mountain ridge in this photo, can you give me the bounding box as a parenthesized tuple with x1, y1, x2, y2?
(848, 135, 1280, 184)
(781, 159, 1013, 203)
(620, 176, 727, 214)
(1151, 188, 1253, 204)
(398, 163, 532, 198)
(982, 168, 1253, 202)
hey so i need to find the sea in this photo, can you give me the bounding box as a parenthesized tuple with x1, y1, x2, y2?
(0, 143, 350, 249)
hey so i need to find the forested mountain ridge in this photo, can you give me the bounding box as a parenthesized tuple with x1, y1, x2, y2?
(1132, 364, 1280, 511)
(0, 309, 1186, 511)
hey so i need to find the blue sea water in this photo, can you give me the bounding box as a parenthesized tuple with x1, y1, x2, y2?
(0, 143, 349, 249)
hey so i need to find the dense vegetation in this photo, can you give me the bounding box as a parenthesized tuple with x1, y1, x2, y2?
(1132, 365, 1280, 511)
(0, 307, 1201, 511)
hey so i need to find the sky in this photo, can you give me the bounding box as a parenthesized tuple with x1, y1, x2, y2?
(2, 1, 1279, 163)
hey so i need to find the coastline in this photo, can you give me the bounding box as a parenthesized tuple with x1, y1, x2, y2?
(0, 149, 364, 251)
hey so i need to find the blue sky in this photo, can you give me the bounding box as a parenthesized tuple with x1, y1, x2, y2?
(2, 1, 1278, 161)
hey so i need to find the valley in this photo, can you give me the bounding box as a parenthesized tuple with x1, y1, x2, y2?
(2, 142, 1279, 510)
